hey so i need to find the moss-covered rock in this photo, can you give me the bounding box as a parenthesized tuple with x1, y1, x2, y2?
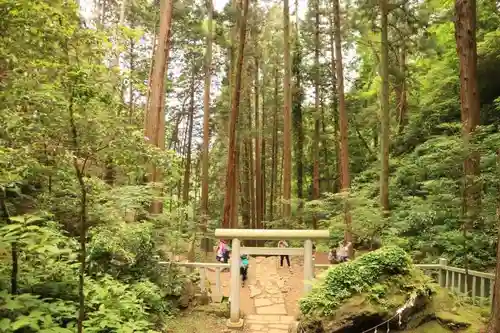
(297, 246, 488, 333)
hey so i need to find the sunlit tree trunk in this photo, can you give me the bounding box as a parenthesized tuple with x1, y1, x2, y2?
(144, 0, 173, 214)
(201, 0, 213, 250)
(282, 0, 292, 219)
(221, 0, 250, 228)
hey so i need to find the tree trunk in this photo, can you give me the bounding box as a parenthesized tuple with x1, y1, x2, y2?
(221, 0, 250, 228)
(397, 45, 408, 135)
(487, 150, 500, 333)
(255, 56, 263, 230)
(292, 14, 304, 216)
(247, 98, 256, 229)
(269, 67, 279, 222)
(329, 11, 341, 193)
(144, 0, 173, 214)
(380, 0, 390, 217)
(455, 0, 481, 300)
(282, 0, 292, 219)
(201, 0, 213, 251)
(183, 64, 196, 205)
(333, 0, 353, 255)
(241, 140, 251, 228)
(312, 0, 321, 229)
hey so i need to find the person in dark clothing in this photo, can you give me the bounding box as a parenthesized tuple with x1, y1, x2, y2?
(240, 255, 249, 286)
(278, 240, 291, 267)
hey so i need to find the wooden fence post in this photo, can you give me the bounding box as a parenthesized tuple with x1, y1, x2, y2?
(439, 258, 448, 287)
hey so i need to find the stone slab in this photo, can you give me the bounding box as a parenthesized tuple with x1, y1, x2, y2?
(255, 304, 287, 315)
(254, 298, 273, 307)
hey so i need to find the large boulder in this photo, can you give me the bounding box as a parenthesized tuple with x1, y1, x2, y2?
(297, 246, 486, 333)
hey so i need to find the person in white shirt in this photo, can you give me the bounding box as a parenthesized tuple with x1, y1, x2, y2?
(278, 240, 291, 267)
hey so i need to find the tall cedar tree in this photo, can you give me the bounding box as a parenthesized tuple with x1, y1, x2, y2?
(379, 0, 390, 216)
(144, 0, 173, 214)
(221, 0, 250, 228)
(333, 0, 353, 253)
(282, 0, 293, 219)
(201, 0, 213, 251)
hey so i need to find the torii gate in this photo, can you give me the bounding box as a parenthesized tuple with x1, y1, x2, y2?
(214, 228, 330, 328)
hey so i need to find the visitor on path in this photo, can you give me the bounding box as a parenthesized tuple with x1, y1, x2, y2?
(278, 240, 291, 267)
(336, 241, 352, 262)
(240, 254, 249, 286)
(328, 246, 337, 264)
(215, 239, 226, 262)
(312, 242, 316, 260)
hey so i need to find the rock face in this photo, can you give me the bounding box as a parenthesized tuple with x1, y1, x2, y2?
(297, 247, 485, 333)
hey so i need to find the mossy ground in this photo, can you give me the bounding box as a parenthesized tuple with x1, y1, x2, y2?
(163, 311, 228, 333)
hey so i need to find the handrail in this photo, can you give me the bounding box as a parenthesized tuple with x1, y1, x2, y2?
(159, 261, 228, 297)
(314, 258, 495, 307)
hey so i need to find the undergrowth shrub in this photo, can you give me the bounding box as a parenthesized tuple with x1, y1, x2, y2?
(299, 246, 413, 317)
(0, 216, 185, 332)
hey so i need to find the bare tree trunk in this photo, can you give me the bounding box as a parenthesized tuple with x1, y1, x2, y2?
(241, 140, 251, 228)
(247, 98, 256, 229)
(455, 0, 481, 303)
(183, 64, 196, 205)
(255, 56, 263, 230)
(282, 0, 292, 219)
(292, 10, 304, 217)
(201, 0, 213, 251)
(333, 0, 353, 255)
(397, 45, 408, 134)
(380, 0, 390, 217)
(312, 0, 321, 229)
(221, 0, 250, 228)
(487, 150, 500, 332)
(144, 0, 173, 214)
(329, 11, 341, 193)
(269, 67, 279, 222)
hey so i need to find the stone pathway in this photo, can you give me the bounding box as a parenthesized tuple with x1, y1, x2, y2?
(245, 256, 296, 333)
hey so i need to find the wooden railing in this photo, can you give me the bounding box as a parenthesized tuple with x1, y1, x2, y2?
(159, 261, 229, 298)
(315, 258, 495, 306)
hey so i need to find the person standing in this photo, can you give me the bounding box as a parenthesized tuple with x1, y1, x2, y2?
(240, 254, 249, 286)
(278, 240, 291, 267)
(328, 245, 337, 264)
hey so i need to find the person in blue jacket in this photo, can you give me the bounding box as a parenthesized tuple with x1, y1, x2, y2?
(240, 254, 249, 286)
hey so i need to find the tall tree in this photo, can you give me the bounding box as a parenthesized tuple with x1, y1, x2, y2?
(312, 0, 321, 229)
(182, 63, 196, 205)
(201, 0, 213, 250)
(221, 0, 250, 228)
(144, 0, 174, 214)
(292, 0, 304, 216)
(379, 0, 390, 216)
(282, 0, 292, 219)
(455, 0, 481, 308)
(333, 0, 353, 254)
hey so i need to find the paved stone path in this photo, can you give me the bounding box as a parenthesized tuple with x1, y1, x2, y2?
(245, 256, 296, 333)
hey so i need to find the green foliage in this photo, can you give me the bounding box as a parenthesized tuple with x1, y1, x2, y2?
(299, 246, 413, 316)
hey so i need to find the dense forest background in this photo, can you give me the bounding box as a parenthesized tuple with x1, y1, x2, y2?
(1, 0, 500, 331)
